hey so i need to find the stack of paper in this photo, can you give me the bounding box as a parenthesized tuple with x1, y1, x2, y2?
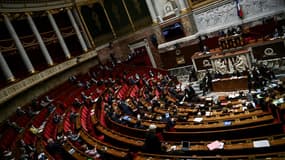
(207, 140, 224, 150)
(253, 140, 270, 148)
(193, 117, 203, 122)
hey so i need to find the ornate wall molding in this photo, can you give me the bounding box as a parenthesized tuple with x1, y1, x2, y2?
(194, 0, 285, 34)
(0, 50, 97, 104)
(158, 0, 285, 51)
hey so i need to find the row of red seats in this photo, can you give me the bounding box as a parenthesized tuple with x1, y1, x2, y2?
(117, 84, 129, 99)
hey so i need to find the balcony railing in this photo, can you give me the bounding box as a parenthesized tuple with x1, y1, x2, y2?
(0, 0, 73, 12)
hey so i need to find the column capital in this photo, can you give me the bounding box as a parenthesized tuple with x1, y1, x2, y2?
(65, 7, 73, 11)
(180, 8, 191, 14)
(47, 9, 60, 15)
(152, 20, 158, 24)
(25, 12, 32, 16)
(2, 13, 10, 18)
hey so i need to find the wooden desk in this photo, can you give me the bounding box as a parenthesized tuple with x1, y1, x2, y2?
(63, 140, 90, 159)
(134, 134, 285, 159)
(80, 130, 129, 158)
(95, 124, 144, 147)
(187, 109, 266, 122)
(212, 76, 248, 92)
(164, 122, 283, 141)
(174, 114, 274, 130)
(105, 115, 147, 139)
(134, 152, 285, 160)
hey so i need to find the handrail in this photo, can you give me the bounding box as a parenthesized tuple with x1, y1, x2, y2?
(0, 0, 73, 12)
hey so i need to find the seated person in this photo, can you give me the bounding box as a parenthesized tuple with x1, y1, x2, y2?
(82, 144, 100, 159)
(73, 98, 82, 108)
(37, 151, 48, 160)
(53, 113, 62, 124)
(69, 111, 79, 124)
(3, 150, 15, 160)
(69, 75, 77, 83)
(47, 103, 56, 113)
(19, 139, 36, 157)
(202, 45, 210, 54)
(45, 96, 53, 102)
(27, 106, 40, 117)
(67, 130, 80, 142)
(56, 132, 67, 144)
(45, 138, 62, 155)
(272, 28, 281, 38)
(142, 124, 162, 153)
(16, 106, 26, 116)
(7, 120, 23, 133)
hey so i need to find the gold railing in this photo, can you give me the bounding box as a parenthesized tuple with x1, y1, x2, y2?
(0, 0, 73, 12)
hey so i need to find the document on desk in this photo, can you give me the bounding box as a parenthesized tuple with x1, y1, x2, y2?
(253, 140, 270, 148)
(207, 140, 224, 150)
(193, 117, 203, 122)
(223, 121, 232, 126)
(68, 148, 75, 154)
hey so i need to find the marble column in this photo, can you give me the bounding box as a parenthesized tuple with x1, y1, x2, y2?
(145, 0, 158, 23)
(0, 51, 15, 81)
(67, 8, 88, 52)
(177, 0, 187, 12)
(27, 13, 54, 66)
(3, 14, 35, 73)
(72, 8, 93, 49)
(47, 11, 71, 59)
(144, 39, 157, 68)
(150, 0, 162, 22)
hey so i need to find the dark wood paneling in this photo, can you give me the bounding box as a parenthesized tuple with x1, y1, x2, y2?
(252, 39, 285, 60)
(160, 43, 200, 69)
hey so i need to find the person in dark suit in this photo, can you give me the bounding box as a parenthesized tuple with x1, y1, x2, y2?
(206, 70, 213, 91)
(185, 84, 196, 102)
(247, 71, 254, 93)
(142, 125, 162, 153)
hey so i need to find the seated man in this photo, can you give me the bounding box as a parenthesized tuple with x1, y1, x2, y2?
(73, 98, 82, 108)
(202, 45, 210, 54)
(67, 130, 80, 142)
(82, 144, 100, 159)
(7, 120, 23, 133)
(16, 106, 26, 116)
(142, 124, 162, 153)
(27, 106, 40, 117)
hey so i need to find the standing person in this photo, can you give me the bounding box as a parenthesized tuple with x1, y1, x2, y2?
(247, 70, 254, 93)
(206, 70, 213, 91)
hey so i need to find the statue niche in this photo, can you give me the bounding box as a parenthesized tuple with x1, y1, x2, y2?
(163, 0, 177, 18)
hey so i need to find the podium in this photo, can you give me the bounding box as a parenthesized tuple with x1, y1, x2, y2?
(210, 49, 252, 75)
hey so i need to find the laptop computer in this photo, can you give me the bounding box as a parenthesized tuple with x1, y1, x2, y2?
(181, 141, 190, 151)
